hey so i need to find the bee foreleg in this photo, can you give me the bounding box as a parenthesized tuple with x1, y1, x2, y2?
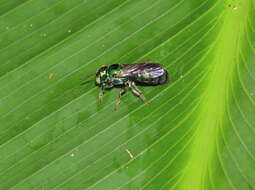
(115, 87, 126, 111)
(99, 86, 104, 103)
(129, 82, 149, 104)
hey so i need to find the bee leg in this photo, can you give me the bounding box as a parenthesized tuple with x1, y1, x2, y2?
(115, 87, 126, 111)
(99, 86, 104, 103)
(129, 82, 149, 104)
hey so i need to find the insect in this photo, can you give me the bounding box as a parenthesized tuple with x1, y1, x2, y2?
(81, 63, 169, 110)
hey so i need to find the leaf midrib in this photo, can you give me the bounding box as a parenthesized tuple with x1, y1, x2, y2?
(180, 1, 251, 189)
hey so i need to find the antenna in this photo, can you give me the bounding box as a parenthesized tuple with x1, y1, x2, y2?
(80, 79, 94, 85)
(80, 73, 95, 80)
(80, 73, 95, 85)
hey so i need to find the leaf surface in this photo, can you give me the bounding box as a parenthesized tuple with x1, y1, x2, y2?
(0, 0, 254, 189)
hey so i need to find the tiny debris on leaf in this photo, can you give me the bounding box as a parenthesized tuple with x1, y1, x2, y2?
(125, 149, 134, 159)
(48, 73, 54, 79)
(232, 5, 238, 10)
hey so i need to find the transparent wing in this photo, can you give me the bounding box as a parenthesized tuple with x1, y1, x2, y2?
(117, 63, 165, 79)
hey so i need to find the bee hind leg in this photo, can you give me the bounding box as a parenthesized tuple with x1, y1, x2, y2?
(115, 87, 126, 111)
(129, 82, 149, 104)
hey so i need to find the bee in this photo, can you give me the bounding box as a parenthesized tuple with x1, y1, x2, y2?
(81, 63, 169, 110)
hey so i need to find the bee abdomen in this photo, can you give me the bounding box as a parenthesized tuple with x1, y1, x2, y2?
(135, 70, 168, 85)
(158, 70, 169, 84)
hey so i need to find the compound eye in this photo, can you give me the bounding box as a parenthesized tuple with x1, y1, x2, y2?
(100, 72, 106, 80)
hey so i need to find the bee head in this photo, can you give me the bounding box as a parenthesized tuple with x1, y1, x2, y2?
(96, 66, 109, 86)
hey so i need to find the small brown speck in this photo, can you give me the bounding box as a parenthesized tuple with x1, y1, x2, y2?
(48, 73, 54, 79)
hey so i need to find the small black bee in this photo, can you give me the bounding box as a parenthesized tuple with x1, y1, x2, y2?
(81, 63, 169, 110)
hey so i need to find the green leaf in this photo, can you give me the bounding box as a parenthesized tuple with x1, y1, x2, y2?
(0, 0, 254, 189)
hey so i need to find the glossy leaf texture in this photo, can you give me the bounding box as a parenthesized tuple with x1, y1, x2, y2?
(0, 0, 254, 189)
